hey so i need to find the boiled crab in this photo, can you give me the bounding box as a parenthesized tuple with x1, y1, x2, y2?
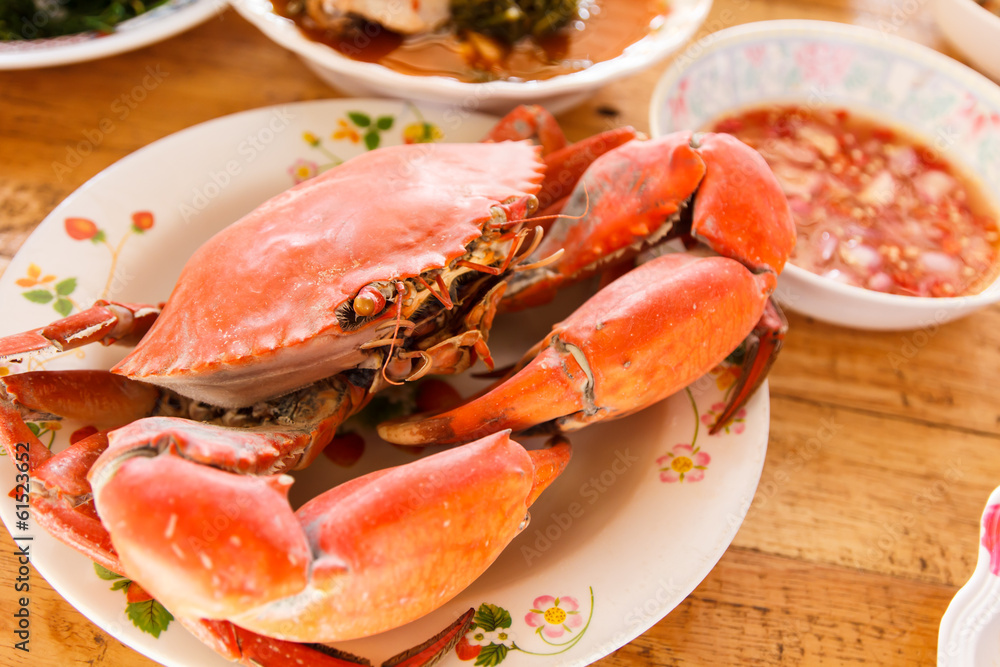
(0, 105, 793, 666)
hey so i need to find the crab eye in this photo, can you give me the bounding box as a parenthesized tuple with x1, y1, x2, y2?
(353, 285, 386, 318)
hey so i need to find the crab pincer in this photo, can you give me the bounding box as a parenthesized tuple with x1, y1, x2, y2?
(379, 128, 795, 444)
(89, 427, 570, 641)
(378, 254, 776, 444)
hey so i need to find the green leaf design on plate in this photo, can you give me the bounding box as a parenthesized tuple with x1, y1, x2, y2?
(55, 277, 76, 296)
(475, 643, 508, 667)
(376, 115, 394, 130)
(26, 423, 40, 436)
(364, 130, 380, 151)
(54, 297, 72, 317)
(126, 599, 174, 638)
(23, 289, 53, 304)
(474, 603, 512, 632)
(348, 112, 371, 127)
(94, 562, 123, 580)
(94, 561, 173, 638)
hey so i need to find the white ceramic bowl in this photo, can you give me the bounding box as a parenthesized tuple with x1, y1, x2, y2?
(0, 0, 222, 70)
(650, 19, 1000, 331)
(932, 0, 1000, 83)
(229, 0, 711, 114)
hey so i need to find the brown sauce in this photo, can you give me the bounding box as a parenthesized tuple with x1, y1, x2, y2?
(270, 1, 670, 82)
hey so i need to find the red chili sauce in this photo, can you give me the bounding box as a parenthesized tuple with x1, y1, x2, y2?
(709, 105, 1000, 297)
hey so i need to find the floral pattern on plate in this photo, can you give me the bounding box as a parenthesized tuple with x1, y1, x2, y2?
(457, 589, 594, 665)
(290, 104, 444, 183)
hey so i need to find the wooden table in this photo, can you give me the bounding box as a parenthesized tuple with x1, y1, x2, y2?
(1, 0, 998, 664)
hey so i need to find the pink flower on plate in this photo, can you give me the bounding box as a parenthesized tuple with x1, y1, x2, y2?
(525, 595, 583, 639)
(958, 93, 1000, 138)
(982, 503, 1000, 576)
(794, 43, 853, 87)
(657, 443, 710, 483)
(710, 364, 741, 392)
(667, 78, 690, 125)
(746, 44, 765, 66)
(701, 402, 747, 435)
(288, 158, 319, 183)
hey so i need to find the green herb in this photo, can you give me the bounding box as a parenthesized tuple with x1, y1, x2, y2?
(450, 0, 579, 44)
(1, 0, 170, 41)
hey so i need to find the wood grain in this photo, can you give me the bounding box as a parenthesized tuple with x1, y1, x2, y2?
(1, 0, 998, 665)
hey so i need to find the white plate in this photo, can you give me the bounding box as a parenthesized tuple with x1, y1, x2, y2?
(0, 0, 223, 70)
(0, 98, 769, 667)
(939, 485, 1000, 666)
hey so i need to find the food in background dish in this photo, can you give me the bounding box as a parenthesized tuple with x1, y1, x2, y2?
(977, 0, 1000, 17)
(709, 105, 1000, 297)
(0, 0, 168, 39)
(272, 0, 671, 82)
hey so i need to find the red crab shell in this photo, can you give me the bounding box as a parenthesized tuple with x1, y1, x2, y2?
(113, 141, 544, 407)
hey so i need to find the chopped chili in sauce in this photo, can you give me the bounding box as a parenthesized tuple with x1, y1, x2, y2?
(709, 105, 1000, 297)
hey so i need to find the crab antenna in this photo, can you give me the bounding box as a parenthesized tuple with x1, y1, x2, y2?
(379, 281, 409, 387)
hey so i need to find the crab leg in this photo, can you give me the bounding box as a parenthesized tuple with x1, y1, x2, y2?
(0, 370, 164, 571)
(484, 104, 568, 154)
(710, 299, 787, 434)
(2, 370, 160, 430)
(182, 617, 374, 667)
(183, 619, 352, 667)
(1, 407, 122, 572)
(0, 301, 160, 361)
(378, 254, 775, 445)
(487, 105, 640, 218)
(535, 125, 640, 216)
(90, 427, 570, 641)
(184, 607, 474, 667)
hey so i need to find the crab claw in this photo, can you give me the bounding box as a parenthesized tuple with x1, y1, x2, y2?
(686, 132, 796, 274)
(378, 254, 774, 445)
(484, 104, 568, 154)
(90, 426, 570, 642)
(709, 299, 786, 434)
(1, 370, 160, 431)
(0, 301, 160, 361)
(503, 129, 795, 310)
